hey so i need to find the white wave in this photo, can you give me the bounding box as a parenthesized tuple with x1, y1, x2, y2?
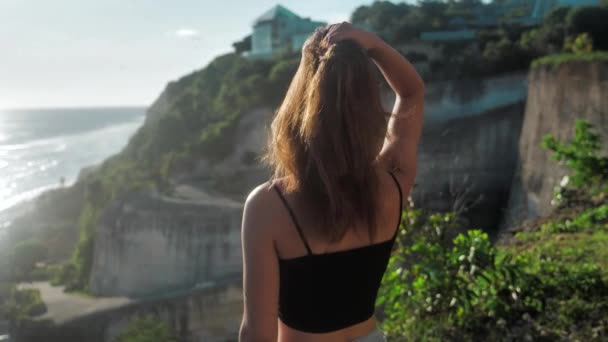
(9, 164, 49, 181)
(0, 140, 68, 163)
(40, 159, 59, 171)
(0, 117, 143, 155)
(0, 183, 59, 213)
(0, 139, 62, 152)
(52, 142, 67, 152)
(0, 116, 144, 217)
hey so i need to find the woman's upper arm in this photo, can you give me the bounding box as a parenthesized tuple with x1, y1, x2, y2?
(239, 186, 279, 342)
(379, 91, 424, 194)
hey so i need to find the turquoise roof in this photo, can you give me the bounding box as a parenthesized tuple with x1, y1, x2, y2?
(254, 4, 299, 25)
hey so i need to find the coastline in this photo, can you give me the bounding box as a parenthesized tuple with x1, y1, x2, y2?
(0, 197, 36, 239)
(0, 106, 144, 240)
(0, 163, 99, 242)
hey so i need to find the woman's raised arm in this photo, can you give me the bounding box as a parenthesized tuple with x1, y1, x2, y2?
(326, 23, 425, 195)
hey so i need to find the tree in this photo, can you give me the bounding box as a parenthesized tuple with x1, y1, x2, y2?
(351, 0, 456, 45)
(519, 6, 571, 57)
(267, 57, 299, 104)
(446, 0, 483, 21)
(232, 35, 251, 54)
(542, 120, 608, 189)
(564, 33, 594, 54)
(482, 36, 531, 74)
(351, 1, 412, 42)
(566, 6, 608, 51)
(418, 0, 449, 30)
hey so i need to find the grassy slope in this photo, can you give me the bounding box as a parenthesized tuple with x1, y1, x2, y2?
(499, 204, 608, 340)
(532, 52, 608, 68)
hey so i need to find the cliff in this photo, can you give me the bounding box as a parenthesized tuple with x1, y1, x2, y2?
(89, 191, 242, 297)
(504, 60, 608, 225)
(167, 72, 527, 199)
(421, 72, 527, 123)
(415, 102, 524, 231)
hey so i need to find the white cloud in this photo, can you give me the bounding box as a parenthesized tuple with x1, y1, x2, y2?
(171, 28, 200, 40)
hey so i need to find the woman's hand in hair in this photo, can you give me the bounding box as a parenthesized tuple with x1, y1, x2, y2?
(325, 22, 380, 51)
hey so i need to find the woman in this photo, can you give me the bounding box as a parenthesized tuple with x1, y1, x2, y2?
(239, 22, 424, 342)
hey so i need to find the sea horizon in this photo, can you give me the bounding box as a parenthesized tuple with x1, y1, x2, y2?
(0, 104, 148, 112)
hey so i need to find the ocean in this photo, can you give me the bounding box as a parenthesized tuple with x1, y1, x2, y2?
(0, 107, 146, 230)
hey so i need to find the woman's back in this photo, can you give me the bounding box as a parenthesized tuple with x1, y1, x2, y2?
(275, 168, 403, 341)
(246, 168, 403, 342)
(239, 22, 425, 342)
(272, 168, 402, 261)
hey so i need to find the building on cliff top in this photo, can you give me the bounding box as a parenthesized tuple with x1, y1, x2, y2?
(419, 0, 600, 43)
(243, 4, 325, 59)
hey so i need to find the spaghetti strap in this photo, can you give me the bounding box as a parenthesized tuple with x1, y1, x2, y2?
(273, 185, 313, 255)
(388, 171, 403, 239)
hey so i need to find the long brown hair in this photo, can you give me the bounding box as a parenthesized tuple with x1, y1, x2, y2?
(265, 26, 387, 242)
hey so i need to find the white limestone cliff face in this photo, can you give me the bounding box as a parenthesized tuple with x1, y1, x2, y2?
(89, 191, 242, 297)
(504, 61, 608, 226)
(415, 102, 525, 231)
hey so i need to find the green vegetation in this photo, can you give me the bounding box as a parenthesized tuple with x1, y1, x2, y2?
(532, 51, 608, 68)
(543, 119, 608, 187)
(5, 287, 47, 324)
(542, 119, 608, 207)
(122, 52, 296, 175)
(378, 213, 542, 341)
(115, 316, 177, 342)
(567, 5, 608, 51)
(378, 120, 608, 341)
(54, 203, 100, 291)
(564, 32, 594, 55)
(352, 2, 608, 78)
(541, 205, 608, 234)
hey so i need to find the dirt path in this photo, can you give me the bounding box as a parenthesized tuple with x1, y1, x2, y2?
(18, 282, 131, 325)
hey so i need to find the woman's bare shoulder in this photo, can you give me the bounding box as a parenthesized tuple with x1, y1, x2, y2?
(246, 181, 274, 202)
(242, 181, 283, 238)
(244, 181, 280, 216)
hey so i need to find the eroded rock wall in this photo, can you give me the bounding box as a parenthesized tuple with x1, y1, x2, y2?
(89, 192, 242, 297)
(505, 61, 608, 225)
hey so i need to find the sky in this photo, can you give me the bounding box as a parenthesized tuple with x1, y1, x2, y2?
(0, 0, 385, 109)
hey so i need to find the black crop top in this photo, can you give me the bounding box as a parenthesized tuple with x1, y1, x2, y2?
(273, 172, 403, 333)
